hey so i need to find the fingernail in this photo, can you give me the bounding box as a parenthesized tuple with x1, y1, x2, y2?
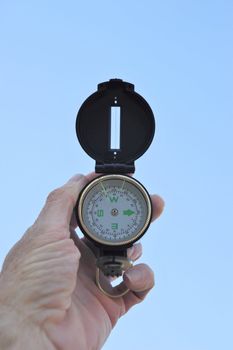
(127, 246, 135, 258)
(127, 243, 142, 260)
(159, 196, 165, 208)
(154, 195, 165, 208)
(67, 174, 84, 183)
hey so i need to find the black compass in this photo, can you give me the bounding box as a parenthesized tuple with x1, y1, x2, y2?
(75, 79, 155, 297)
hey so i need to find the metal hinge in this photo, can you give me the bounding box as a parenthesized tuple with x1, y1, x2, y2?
(95, 162, 135, 174)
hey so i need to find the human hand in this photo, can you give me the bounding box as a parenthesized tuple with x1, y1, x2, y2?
(0, 174, 164, 350)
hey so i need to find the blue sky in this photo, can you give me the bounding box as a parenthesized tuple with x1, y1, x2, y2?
(0, 1, 232, 349)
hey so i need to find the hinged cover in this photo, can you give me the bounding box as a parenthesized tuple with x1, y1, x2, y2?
(76, 79, 155, 173)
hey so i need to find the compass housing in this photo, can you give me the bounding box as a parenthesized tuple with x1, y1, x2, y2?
(76, 79, 155, 174)
(76, 174, 153, 249)
(75, 79, 156, 275)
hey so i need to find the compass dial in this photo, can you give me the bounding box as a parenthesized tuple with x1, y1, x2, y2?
(77, 174, 152, 246)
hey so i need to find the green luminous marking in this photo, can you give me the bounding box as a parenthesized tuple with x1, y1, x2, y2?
(111, 223, 118, 230)
(97, 209, 104, 217)
(123, 209, 135, 216)
(110, 196, 118, 203)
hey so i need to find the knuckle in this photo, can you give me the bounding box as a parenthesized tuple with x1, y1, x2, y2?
(25, 225, 35, 235)
(23, 224, 38, 241)
(63, 264, 77, 279)
(70, 247, 81, 265)
(73, 246, 81, 260)
(46, 187, 74, 205)
(46, 187, 65, 203)
(63, 239, 81, 260)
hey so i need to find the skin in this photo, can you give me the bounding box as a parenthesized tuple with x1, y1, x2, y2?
(0, 173, 164, 350)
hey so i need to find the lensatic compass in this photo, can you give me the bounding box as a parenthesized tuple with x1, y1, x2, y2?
(75, 79, 155, 297)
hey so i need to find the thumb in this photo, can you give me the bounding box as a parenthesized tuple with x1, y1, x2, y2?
(33, 174, 88, 240)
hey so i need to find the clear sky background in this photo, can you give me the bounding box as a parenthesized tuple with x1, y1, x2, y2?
(0, 1, 232, 349)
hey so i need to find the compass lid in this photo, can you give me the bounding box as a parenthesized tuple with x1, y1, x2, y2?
(76, 79, 155, 173)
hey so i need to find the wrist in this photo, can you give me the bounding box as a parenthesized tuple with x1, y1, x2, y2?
(0, 303, 22, 350)
(0, 302, 57, 350)
(0, 273, 25, 349)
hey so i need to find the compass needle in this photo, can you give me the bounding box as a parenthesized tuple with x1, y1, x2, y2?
(100, 181, 107, 197)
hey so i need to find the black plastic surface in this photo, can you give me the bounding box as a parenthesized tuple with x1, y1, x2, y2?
(76, 79, 155, 173)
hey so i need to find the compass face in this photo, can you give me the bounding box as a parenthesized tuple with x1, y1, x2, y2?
(77, 175, 152, 246)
